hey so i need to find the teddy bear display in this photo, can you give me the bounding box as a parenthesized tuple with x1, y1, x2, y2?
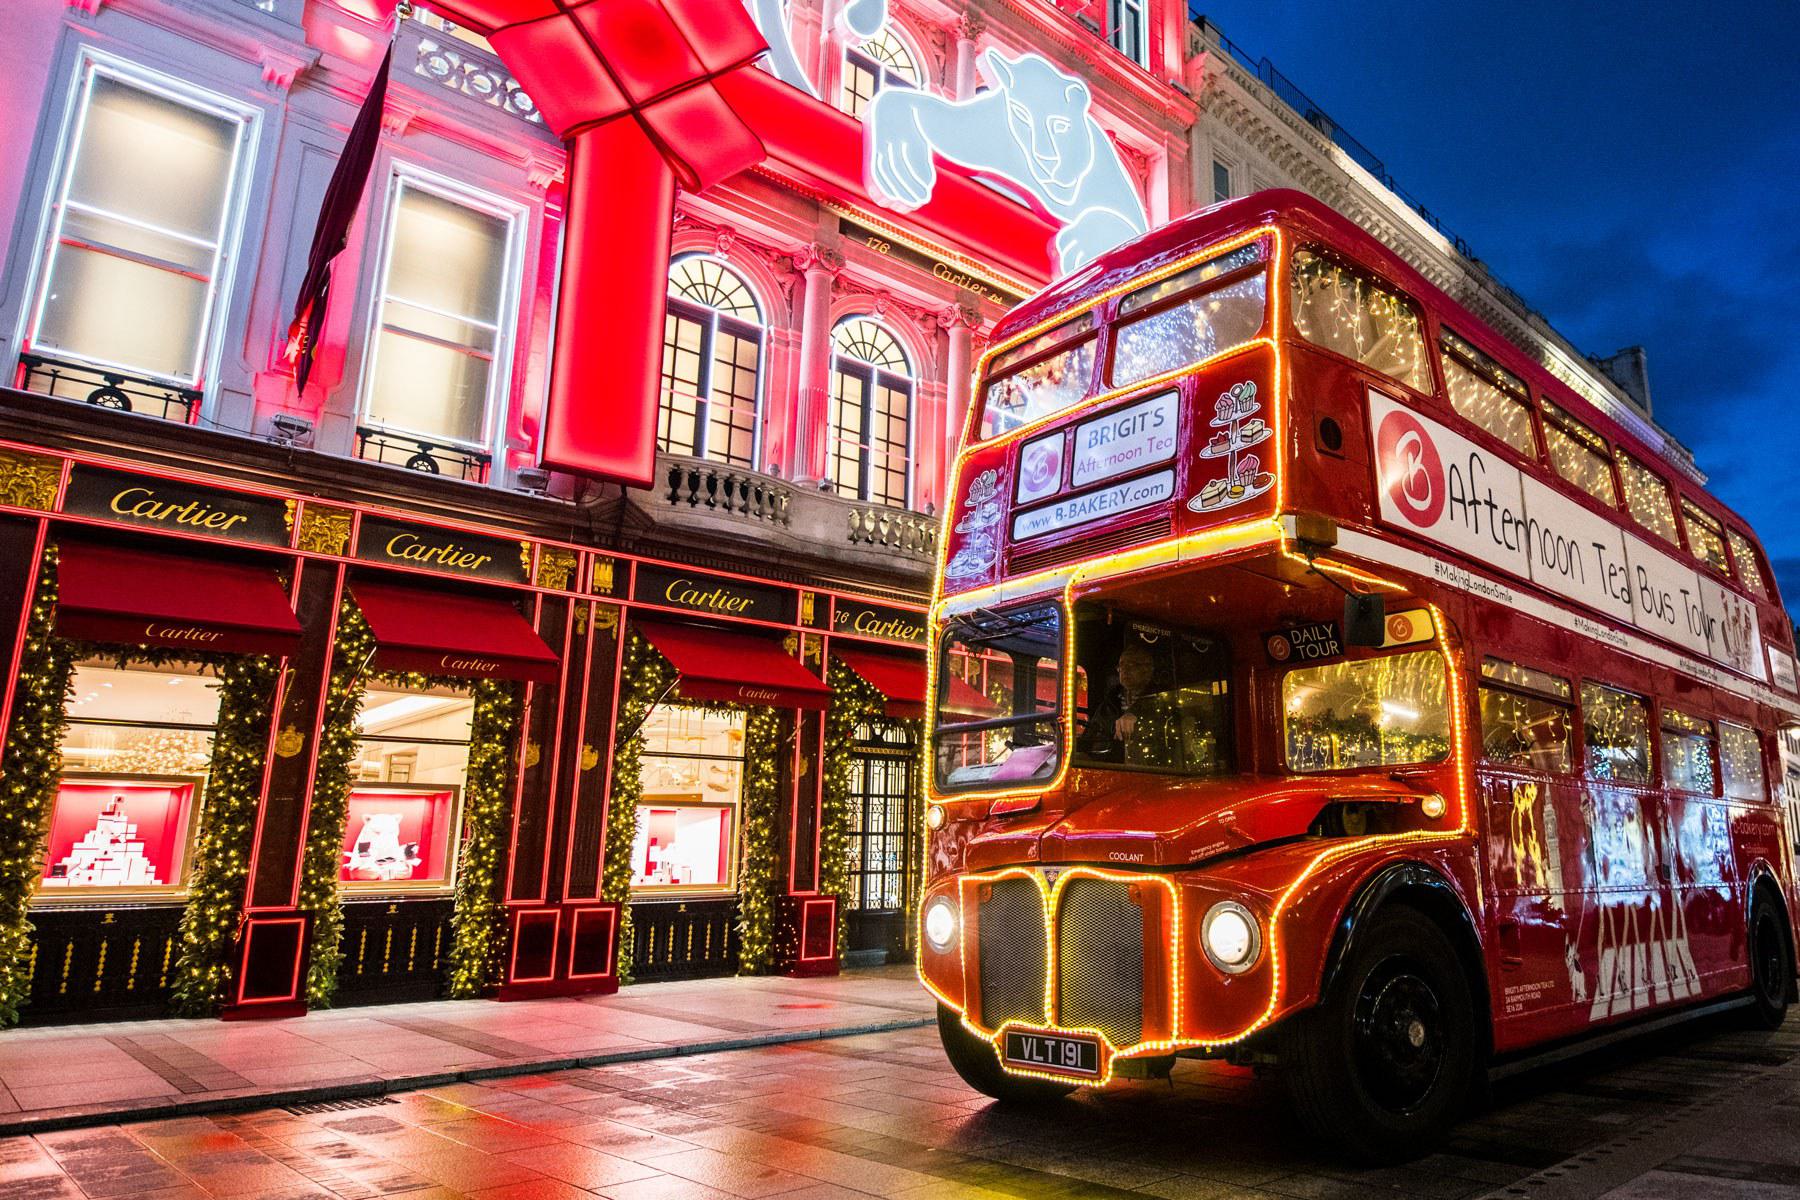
(342, 811, 420, 882)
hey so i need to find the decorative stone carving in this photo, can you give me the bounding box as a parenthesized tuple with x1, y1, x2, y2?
(414, 36, 542, 125)
(286, 502, 352, 556)
(0, 449, 61, 512)
(534, 546, 577, 591)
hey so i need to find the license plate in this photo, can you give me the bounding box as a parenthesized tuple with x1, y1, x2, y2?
(1002, 1029, 1101, 1078)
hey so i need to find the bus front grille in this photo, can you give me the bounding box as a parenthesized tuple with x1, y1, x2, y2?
(977, 879, 1047, 1029)
(1055, 879, 1145, 1046)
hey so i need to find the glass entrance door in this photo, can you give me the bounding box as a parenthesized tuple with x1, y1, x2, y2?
(845, 719, 918, 959)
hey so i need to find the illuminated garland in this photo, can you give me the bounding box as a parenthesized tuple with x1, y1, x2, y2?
(604, 632, 676, 984)
(0, 546, 73, 1027)
(168, 653, 281, 1016)
(296, 598, 374, 1008)
(823, 662, 884, 958)
(445, 677, 521, 996)
(736, 707, 782, 973)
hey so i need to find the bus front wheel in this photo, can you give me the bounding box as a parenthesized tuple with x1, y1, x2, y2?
(936, 1005, 1073, 1105)
(1277, 906, 1479, 1164)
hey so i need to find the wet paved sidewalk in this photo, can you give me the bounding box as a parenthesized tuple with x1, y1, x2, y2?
(5, 1005, 1800, 1200)
(0, 966, 932, 1136)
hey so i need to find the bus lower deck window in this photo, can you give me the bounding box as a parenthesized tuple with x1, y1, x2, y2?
(1579, 682, 1652, 784)
(1283, 650, 1449, 772)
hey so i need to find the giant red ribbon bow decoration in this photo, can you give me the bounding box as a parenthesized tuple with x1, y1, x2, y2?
(427, 0, 770, 484)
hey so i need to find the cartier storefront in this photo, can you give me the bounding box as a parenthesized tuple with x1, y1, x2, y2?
(0, 419, 928, 1023)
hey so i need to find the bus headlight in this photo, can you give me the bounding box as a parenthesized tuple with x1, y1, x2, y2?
(1201, 901, 1261, 974)
(924, 897, 959, 951)
(925, 804, 946, 830)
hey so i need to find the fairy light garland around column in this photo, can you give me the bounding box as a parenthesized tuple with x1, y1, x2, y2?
(0, 546, 73, 1028)
(736, 707, 783, 973)
(445, 677, 522, 997)
(823, 661, 884, 959)
(168, 652, 281, 1016)
(603, 632, 676, 985)
(295, 597, 374, 1008)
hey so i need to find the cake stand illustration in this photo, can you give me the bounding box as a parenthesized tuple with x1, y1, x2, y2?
(1190, 381, 1274, 512)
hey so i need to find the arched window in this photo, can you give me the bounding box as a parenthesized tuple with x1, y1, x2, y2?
(829, 318, 913, 508)
(659, 255, 764, 467)
(841, 24, 922, 118)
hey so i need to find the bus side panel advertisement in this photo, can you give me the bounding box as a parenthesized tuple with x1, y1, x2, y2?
(1368, 389, 1765, 682)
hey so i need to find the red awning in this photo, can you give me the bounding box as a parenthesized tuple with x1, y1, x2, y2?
(636, 619, 831, 710)
(834, 647, 928, 720)
(55, 541, 302, 657)
(351, 580, 560, 684)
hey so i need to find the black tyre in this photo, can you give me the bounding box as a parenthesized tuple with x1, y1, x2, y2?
(936, 1005, 1073, 1105)
(1744, 887, 1792, 1030)
(1277, 906, 1479, 1164)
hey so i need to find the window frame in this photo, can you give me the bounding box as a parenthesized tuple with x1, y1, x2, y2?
(659, 254, 766, 469)
(20, 49, 261, 393)
(1438, 326, 1540, 460)
(1616, 449, 1683, 547)
(1287, 245, 1436, 397)
(1476, 657, 1576, 776)
(1578, 680, 1654, 786)
(1658, 706, 1720, 798)
(1726, 526, 1770, 598)
(840, 23, 924, 118)
(1106, 242, 1268, 389)
(355, 165, 528, 457)
(1106, 0, 1149, 67)
(829, 318, 915, 509)
(1538, 396, 1622, 510)
(1211, 157, 1234, 204)
(1679, 498, 1733, 580)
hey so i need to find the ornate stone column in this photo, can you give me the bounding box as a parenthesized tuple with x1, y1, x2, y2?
(790, 244, 842, 486)
(939, 301, 981, 495)
(951, 11, 985, 98)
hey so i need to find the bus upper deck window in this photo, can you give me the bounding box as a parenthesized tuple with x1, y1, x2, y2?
(1681, 500, 1732, 577)
(1290, 249, 1432, 393)
(978, 312, 1098, 440)
(1726, 528, 1769, 596)
(1110, 243, 1267, 389)
(1441, 329, 1535, 457)
(1540, 399, 1618, 508)
(1618, 453, 1680, 546)
(1283, 650, 1449, 772)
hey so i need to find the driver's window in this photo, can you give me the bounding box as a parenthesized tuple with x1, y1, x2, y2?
(1073, 608, 1233, 775)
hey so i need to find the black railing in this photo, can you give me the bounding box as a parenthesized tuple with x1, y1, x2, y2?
(18, 354, 200, 423)
(355, 425, 492, 482)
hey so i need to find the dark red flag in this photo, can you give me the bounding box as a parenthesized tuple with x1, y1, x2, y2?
(284, 40, 392, 395)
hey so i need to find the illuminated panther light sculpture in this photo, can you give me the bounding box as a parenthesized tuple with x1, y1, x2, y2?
(865, 48, 1148, 272)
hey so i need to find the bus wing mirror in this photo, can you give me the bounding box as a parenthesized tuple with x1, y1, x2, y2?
(1344, 593, 1386, 647)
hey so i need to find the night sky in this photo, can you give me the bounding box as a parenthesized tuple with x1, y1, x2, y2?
(1189, 1, 1800, 621)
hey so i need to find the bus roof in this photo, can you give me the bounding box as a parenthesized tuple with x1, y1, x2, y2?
(990, 190, 1726, 522)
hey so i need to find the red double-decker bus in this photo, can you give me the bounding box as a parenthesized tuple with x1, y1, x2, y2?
(918, 190, 1800, 1159)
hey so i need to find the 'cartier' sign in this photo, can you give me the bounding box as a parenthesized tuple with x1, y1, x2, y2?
(356, 516, 527, 583)
(633, 565, 795, 624)
(64, 466, 289, 547)
(831, 599, 927, 646)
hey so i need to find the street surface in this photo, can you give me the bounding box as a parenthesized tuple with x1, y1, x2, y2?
(8, 1003, 1800, 1200)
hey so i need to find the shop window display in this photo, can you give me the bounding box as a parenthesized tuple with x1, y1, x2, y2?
(343, 680, 473, 891)
(39, 658, 221, 898)
(631, 706, 746, 892)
